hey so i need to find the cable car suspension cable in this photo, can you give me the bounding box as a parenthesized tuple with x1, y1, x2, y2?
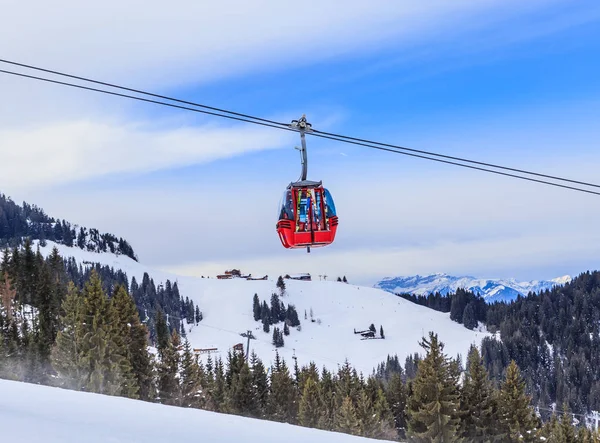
(1, 62, 599, 196)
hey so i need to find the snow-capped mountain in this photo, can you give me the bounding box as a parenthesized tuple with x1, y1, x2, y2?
(375, 273, 572, 303)
(33, 241, 487, 375)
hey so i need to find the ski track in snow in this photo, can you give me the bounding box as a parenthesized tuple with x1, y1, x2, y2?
(0, 379, 381, 443)
(35, 241, 488, 374)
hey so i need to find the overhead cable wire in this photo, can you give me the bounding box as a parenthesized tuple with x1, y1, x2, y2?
(0, 68, 294, 133)
(2, 65, 600, 197)
(311, 128, 600, 189)
(2, 57, 598, 191)
(0, 58, 288, 128)
(307, 131, 600, 196)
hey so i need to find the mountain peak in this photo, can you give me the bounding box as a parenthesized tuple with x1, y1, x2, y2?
(375, 273, 572, 303)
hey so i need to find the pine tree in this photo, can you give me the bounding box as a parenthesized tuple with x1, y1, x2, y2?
(335, 396, 360, 435)
(272, 327, 284, 347)
(462, 302, 477, 330)
(460, 345, 501, 442)
(79, 270, 124, 395)
(270, 293, 281, 322)
(268, 354, 297, 423)
(406, 332, 461, 443)
(157, 337, 180, 406)
(228, 358, 254, 415)
(180, 339, 202, 407)
(386, 372, 408, 439)
(283, 322, 290, 336)
(286, 304, 300, 327)
(108, 285, 141, 399)
(380, 325, 385, 339)
(250, 352, 269, 418)
(252, 293, 261, 321)
(560, 414, 577, 443)
(497, 360, 539, 443)
(51, 282, 87, 390)
(298, 376, 322, 428)
(155, 310, 169, 352)
(276, 276, 286, 296)
(211, 358, 227, 412)
(195, 305, 202, 324)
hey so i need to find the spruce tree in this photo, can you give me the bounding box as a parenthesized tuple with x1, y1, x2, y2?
(460, 345, 501, 442)
(334, 396, 360, 436)
(268, 354, 297, 423)
(559, 411, 577, 443)
(180, 339, 202, 407)
(270, 293, 281, 322)
(250, 352, 269, 417)
(211, 358, 227, 412)
(228, 358, 254, 415)
(498, 360, 539, 443)
(155, 311, 169, 352)
(108, 285, 140, 399)
(51, 282, 87, 390)
(79, 270, 124, 395)
(298, 376, 322, 428)
(156, 337, 180, 406)
(276, 275, 286, 296)
(406, 332, 461, 443)
(283, 322, 290, 336)
(386, 372, 408, 439)
(252, 293, 260, 321)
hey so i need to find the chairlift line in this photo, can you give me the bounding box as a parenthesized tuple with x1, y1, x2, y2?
(0, 59, 599, 198)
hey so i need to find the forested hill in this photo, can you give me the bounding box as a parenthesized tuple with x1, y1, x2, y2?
(398, 271, 600, 417)
(0, 193, 137, 261)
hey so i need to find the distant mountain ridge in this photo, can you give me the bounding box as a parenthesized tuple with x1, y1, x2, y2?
(375, 273, 572, 303)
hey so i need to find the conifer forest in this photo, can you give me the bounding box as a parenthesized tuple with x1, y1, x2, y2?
(2, 241, 600, 441)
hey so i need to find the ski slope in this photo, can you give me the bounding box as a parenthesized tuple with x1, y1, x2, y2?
(0, 379, 382, 443)
(36, 241, 488, 374)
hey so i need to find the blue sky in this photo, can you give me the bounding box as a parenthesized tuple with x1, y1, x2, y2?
(2, 1, 600, 284)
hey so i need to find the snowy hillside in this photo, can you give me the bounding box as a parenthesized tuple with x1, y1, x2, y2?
(375, 273, 572, 303)
(0, 379, 382, 443)
(35, 241, 487, 375)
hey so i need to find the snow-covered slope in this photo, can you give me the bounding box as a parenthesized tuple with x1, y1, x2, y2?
(35, 241, 487, 375)
(0, 379, 380, 443)
(375, 273, 572, 303)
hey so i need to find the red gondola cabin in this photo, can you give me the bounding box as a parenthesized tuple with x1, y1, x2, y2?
(276, 182, 338, 250)
(276, 115, 338, 252)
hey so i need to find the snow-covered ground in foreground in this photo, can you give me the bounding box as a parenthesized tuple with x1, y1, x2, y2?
(36, 241, 488, 374)
(0, 379, 380, 443)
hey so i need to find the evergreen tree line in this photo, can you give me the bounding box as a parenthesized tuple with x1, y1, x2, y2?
(2, 258, 600, 441)
(398, 271, 600, 417)
(1, 241, 196, 351)
(0, 194, 137, 260)
(396, 288, 487, 330)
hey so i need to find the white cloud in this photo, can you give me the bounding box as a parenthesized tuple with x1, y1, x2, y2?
(0, 118, 293, 189)
(0, 1, 563, 87)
